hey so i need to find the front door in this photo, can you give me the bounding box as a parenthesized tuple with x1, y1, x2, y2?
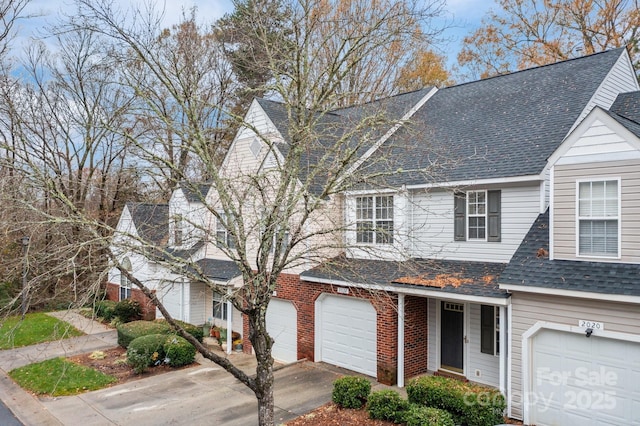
(440, 301, 464, 373)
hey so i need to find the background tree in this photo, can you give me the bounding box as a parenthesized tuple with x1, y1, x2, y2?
(458, 0, 640, 79)
(397, 49, 453, 90)
(0, 0, 447, 424)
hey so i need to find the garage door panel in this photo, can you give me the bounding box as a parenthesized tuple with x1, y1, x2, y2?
(266, 299, 297, 363)
(531, 329, 640, 426)
(317, 295, 376, 377)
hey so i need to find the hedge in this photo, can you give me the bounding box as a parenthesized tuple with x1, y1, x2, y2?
(155, 319, 204, 343)
(403, 404, 455, 426)
(94, 300, 117, 321)
(117, 321, 171, 348)
(163, 335, 196, 367)
(332, 376, 371, 409)
(366, 389, 409, 423)
(112, 299, 141, 322)
(406, 376, 505, 426)
(127, 334, 167, 373)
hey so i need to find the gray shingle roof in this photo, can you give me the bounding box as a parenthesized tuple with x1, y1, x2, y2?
(301, 256, 509, 299)
(180, 183, 211, 203)
(607, 91, 640, 137)
(255, 89, 433, 196)
(194, 258, 241, 282)
(359, 48, 627, 186)
(610, 91, 640, 123)
(500, 210, 640, 296)
(126, 203, 169, 245)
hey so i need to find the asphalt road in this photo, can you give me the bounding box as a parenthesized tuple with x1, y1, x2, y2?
(0, 398, 22, 426)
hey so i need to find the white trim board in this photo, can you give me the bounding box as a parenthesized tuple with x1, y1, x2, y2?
(500, 284, 640, 304)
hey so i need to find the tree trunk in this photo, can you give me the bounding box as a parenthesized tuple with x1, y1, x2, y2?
(249, 307, 275, 426)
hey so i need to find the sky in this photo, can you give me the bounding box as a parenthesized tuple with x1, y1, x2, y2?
(17, 0, 495, 75)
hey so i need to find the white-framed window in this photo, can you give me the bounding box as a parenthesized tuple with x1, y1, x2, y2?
(174, 218, 183, 246)
(213, 293, 228, 321)
(577, 179, 620, 258)
(120, 257, 132, 301)
(481, 305, 499, 356)
(355, 195, 394, 244)
(216, 213, 235, 249)
(454, 190, 501, 242)
(467, 190, 486, 240)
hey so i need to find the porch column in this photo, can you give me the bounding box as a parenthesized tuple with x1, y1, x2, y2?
(226, 288, 233, 354)
(499, 304, 507, 395)
(397, 293, 405, 387)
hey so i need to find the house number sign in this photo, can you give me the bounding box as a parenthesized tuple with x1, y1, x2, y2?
(578, 320, 604, 330)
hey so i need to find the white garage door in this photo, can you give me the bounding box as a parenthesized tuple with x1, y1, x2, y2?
(266, 299, 297, 363)
(159, 282, 185, 322)
(531, 329, 640, 426)
(316, 295, 376, 377)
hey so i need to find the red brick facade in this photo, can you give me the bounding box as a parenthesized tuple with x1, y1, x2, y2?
(105, 282, 156, 320)
(403, 296, 429, 378)
(242, 273, 431, 386)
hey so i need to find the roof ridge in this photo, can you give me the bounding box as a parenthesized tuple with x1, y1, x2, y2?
(448, 47, 626, 90)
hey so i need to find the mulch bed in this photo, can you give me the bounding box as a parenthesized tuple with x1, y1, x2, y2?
(285, 403, 395, 426)
(67, 347, 194, 385)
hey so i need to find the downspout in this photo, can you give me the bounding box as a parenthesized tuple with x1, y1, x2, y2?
(397, 293, 405, 387)
(226, 286, 232, 354)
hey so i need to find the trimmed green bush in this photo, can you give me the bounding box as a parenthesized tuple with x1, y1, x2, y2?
(163, 335, 196, 367)
(94, 300, 117, 321)
(406, 376, 506, 426)
(403, 404, 455, 426)
(126, 334, 167, 374)
(332, 376, 371, 409)
(366, 389, 409, 423)
(113, 299, 141, 323)
(117, 321, 171, 348)
(155, 319, 204, 343)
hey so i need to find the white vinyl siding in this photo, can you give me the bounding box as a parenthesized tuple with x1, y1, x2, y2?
(468, 304, 500, 387)
(554, 159, 640, 262)
(428, 298, 438, 372)
(509, 293, 640, 420)
(575, 51, 639, 126)
(188, 282, 206, 325)
(411, 185, 540, 262)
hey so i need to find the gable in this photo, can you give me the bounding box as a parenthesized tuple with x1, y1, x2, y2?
(550, 107, 640, 167)
(222, 99, 284, 177)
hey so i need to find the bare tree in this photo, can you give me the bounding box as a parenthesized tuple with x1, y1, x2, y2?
(4, 0, 447, 424)
(458, 0, 640, 79)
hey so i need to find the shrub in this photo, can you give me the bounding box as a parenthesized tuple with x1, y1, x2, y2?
(403, 404, 455, 426)
(163, 335, 196, 367)
(94, 300, 117, 321)
(366, 390, 409, 423)
(406, 376, 506, 426)
(117, 321, 171, 348)
(155, 319, 204, 343)
(113, 299, 142, 323)
(332, 376, 371, 409)
(126, 334, 167, 374)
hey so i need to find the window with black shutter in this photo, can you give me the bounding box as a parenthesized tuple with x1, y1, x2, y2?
(481, 305, 499, 355)
(454, 190, 501, 242)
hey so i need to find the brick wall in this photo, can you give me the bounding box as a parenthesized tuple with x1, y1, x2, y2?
(404, 296, 429, 378)
(248, 274, 399, 385)
(105, 282, 156, 320)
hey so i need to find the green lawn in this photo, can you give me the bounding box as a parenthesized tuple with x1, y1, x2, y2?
(9, 357, 117, 396)
(0, 312, 84, 349)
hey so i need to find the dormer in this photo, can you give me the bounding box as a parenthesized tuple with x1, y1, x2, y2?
(548, 96, 640, 263)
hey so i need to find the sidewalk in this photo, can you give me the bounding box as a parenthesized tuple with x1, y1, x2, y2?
(0, 310, 119, 426)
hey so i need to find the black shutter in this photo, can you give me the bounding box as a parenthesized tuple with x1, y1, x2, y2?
(487, 190, 501, 242)
(480, 305, 495, 355)
(454, 192, 466, 241)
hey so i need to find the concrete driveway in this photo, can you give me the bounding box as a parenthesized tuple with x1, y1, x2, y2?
(0, 311, 368, 426)
(39, 360, 345, 426)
